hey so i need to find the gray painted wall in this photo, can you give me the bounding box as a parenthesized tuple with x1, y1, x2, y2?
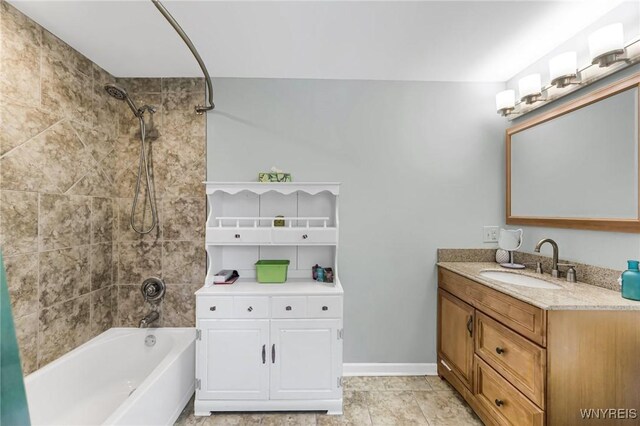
(207, 78, 505, 362)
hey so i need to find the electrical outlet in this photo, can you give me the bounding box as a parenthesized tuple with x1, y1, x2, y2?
(483, 226, 499, 243)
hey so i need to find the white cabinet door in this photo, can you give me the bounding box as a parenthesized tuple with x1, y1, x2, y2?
(197, 320, 270, 400)
(269, 319, 342, 400)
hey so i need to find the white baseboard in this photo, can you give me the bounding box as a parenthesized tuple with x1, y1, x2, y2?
(343, 363, 437, 377)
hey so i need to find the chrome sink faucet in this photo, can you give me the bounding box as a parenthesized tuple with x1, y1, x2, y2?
(534, 238, 559, 278)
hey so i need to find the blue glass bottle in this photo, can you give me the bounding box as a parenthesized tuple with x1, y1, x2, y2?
(621, 260, 640, 301)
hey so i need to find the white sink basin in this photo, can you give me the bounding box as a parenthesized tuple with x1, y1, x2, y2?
(479, 271, 562, 289)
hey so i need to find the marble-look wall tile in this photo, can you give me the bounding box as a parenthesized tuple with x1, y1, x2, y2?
(118, 240, 162, 284)
(41, 53, 93, 125)
(0, 2, 41, 105)
(0, 121, 93, 193)
(39, 246, 90, 307)
(0, 100, 60, 156)
(0, 190, 38, 256)
(41, 29, 92, 78)
(163, 197, 205, 240)
(4, 253, 38, 319)
(162, 284, 199, 327)
(162, 241, 205, 284)
(39, 193, 91, 250)
(161, 91, 206, 138)
(90, 286, 115, 336)
(91, 197, 114, 244)
(155, 134, 205, 198)
(161, 78, 205, 93)
(66, 162, 114, 198)
(116, 78, 162, 94)
(117, 284, 158, 327)
(14, 313, 38, 375)
(38, 295, 91, 367)
(70, 121, 116, 162)
(91, 243, 113, 291)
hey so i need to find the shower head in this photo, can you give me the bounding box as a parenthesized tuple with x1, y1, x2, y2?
(104, 83, 142, 117)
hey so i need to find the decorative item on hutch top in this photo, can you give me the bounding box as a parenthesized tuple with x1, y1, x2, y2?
(194, 182, 344, 416)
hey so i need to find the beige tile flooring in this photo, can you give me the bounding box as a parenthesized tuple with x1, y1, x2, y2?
(175, 376, 483, 425)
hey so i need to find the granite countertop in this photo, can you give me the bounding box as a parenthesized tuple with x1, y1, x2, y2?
(437, 262, 640, 311)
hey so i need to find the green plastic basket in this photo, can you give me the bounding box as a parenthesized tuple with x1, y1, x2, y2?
(255, 260, 290, 283)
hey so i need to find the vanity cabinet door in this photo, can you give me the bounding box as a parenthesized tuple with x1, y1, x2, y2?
(438, 289, 475, 390)
(197, 320, 270, 400)
(269, 319, 342, 400)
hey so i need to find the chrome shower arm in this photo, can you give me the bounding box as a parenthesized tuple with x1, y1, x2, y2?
(151, 0, 215, 114)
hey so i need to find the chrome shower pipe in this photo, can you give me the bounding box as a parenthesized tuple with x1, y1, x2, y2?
(151, 0, 215, 114)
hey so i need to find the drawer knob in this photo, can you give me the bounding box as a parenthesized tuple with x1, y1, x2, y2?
(322, 306, 328, 311)
(235, 234, 240, 239)
(495, 399, 504, 407)
(302, 234, 308, 239)
(247, 306, 253, 312)
(495, 347, 505, 355)
(286, 306, 292, 311)
(210, 306, 216, 311)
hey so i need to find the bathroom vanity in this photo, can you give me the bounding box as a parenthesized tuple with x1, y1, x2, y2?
(437, 262, 640, 426)
(194, 182, 344, 416)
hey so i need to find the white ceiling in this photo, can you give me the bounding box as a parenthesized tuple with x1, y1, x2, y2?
(8, 0, 626, 82)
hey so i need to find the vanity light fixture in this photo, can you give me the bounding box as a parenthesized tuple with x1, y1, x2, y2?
(589, 23, 629, 68)
(549, 52, 580, 88)
(495, 90, 516, 116)
(518, 73, 544, 104)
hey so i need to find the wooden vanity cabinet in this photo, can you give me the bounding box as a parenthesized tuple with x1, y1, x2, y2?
(437, 267, 640, 426)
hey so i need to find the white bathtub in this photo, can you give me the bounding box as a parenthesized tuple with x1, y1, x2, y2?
(25, 328, 195, 426)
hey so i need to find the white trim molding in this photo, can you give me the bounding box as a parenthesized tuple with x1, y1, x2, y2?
(343, 363, 437, 377)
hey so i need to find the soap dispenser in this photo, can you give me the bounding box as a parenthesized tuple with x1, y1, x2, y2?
(621, 260, 640, 301)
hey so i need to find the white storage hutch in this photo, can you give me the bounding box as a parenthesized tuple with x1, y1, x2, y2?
(194, 182, 344, 416)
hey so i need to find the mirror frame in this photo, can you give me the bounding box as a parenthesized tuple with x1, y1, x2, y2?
(506, 72, 640, 233)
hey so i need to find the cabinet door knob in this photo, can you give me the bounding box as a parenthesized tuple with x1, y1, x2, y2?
(285, 306, 292, 311)
(235, 234, 240, 239)
(466, 316, 473, 337)
(210, 306, 216, 311)
(495, 399, 504, 407)
(247, 306, 253, 312)
(302, 234, 308, 239)
(495, 347, 505, 355)
(322, 306, 328, 311)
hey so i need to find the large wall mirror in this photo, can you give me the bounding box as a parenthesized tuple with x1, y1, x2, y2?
(507, 73, 640, 233)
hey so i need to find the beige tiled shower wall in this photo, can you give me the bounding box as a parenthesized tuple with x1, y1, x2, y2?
(0, 2, 206, 374)
(112, 77, 206, 328)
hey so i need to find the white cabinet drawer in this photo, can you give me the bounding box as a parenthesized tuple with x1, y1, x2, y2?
(307, 296, 342, 318)
(196, 296, 234, 318)
(271, 296, 308, 318)
(271, 228, 337, 245)
(233, 296, 269, 318)
(206, 228, 271, 244)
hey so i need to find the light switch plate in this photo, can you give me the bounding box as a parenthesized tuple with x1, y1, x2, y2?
(483, 226, 499, 243)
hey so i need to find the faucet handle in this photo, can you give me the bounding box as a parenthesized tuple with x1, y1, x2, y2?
(557, 263, 577, 283)
(524, 262, 543, 274)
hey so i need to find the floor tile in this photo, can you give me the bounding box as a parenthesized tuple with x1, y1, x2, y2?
(317, 391, 372, 425)
(261, 412, 317, 425)
(343, 376, 387, 391)
(366, 391, 429, 425)
(414, 390, 482, 425)
(201, 413, 264, 425)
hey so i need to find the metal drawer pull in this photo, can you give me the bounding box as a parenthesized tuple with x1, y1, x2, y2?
(322, 306, 328, 311)
(495, 399, 504, 407)
(209, 306, 216, 311)
(466, 316, 473, 337)
(234, 234, 240, 239)
(495, 347, 505, 355)
(262, 344, 266, 364)
(285, 306, 292, 311)
(271, 344, 276, 363)
(247, 306, 253, 312)
(302, 234, 308, 239)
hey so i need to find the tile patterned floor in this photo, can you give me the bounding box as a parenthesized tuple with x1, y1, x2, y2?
(175, 376, 483, 425)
